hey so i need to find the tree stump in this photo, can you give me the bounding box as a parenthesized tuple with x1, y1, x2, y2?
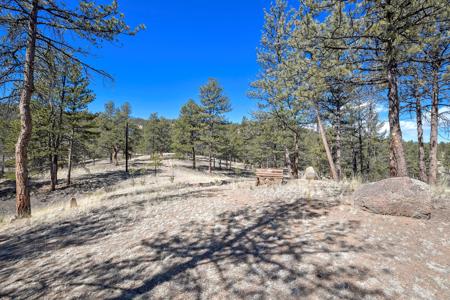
(70, 197, 78, 208)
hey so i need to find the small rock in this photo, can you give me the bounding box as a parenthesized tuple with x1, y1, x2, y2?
(70, 197, 78, 208)
(303, 166, 318, 180)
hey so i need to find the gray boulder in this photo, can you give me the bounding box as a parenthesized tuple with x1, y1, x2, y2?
(353, 177, 432, 219)
(303, 166, 318, 180)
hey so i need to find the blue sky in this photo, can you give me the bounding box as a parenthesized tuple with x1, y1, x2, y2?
(86, 0, 271, 122)
(84, 0, 447, 142)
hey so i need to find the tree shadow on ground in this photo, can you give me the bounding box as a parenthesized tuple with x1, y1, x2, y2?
(0, 168, 154, 201)
(0, 179, 50, 201)
(0, 194, 387, 299)
(111, 198, 386, 299)
(0, 188, 221, 266)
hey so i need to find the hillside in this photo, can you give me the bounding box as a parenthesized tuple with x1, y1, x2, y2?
(0, 157, 449, 299)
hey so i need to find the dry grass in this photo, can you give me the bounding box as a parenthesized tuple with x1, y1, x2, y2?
(0, 157, 240, 226)
(0, 157, 449, 299)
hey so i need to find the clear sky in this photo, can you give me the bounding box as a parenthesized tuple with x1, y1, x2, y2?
(84, 0, 447, 142)
(86, 0, 272, 122)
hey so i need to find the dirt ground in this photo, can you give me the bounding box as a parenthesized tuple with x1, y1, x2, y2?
(0, 157, 449, 299)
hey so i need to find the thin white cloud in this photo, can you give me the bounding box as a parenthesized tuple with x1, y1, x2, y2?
(376, 104, 388, 113)
(379, 120, 431, 142)
(380, 121, 389, 133)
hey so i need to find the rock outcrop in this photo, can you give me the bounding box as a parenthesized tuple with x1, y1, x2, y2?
(353, 177, 432, 219)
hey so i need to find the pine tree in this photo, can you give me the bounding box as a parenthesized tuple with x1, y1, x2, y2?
(65, 65, 96, 185)
(143, 113, 173, 156)
(0, 103, 18, 178)
(27, 53, 97, 190)
(199, 78, 231, 173)
(303, 0, 448, 178)
(421, 22, 450, 184)
(172, 100, 203, 169)
(220, 123, 244, 170)
(98, 101, 134, 166)
(31, 50, 69, 191)
(401, 61, 429, 182)
(321, 79, 357, 180)
(0, 0, 143, 217)
(250, 0, 307, 177)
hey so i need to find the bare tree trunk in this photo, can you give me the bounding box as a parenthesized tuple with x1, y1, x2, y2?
(291, 132, 299, 178)
(387, 50, 408, 177)
(414, 89, 427, 182)
(351, 135, 358, 177)
(428, 62, 440, 185)
(208, 143, 212, 174)
(1, 152, 4, 178)
(366, 105, 375, 179)
(192, 146, 196, 169)
(109, 152, 113, 164)
(315, 105, 338, 181)
(15, 0, 38, 218)
(67, 128, 74, 185)
(125, 122, 129, 174)
(284, 146, 292, 177)
(358, 117, 364, 176)
(113, 146, 119, 166)
(50, 154, 58, 191)
(366, 137, 372, 179)
(334, 104, 342, 181)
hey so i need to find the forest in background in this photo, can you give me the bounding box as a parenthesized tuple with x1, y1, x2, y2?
(1, 74, 449, 185)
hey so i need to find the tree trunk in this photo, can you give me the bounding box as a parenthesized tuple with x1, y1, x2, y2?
(366, 104, 375, 179)
(208, 144, 212, 174)
(284, 146, 292, 177)
(414, 88, 427, 182)
(113, 147, 119, 166)
(350, 132, 358, 176)
(109, 152, 113, 164)
(1, 152, 4, 178)
(358, 117, 364, 177)
(291, 132, 299, 178)
(387, 48, 408, 177)
(315, 105, 338, 181)
(334, 104, 342, 181)
(428, 62, 440, 185)
(352, 135, 358, 177)
(15, 0, 38, 218)
(366, 139, 372, 179)
(125, 122, 129, 174)
(272, 144, 277, 168)
(192, 146, 196, 169)
(67, 128, 74, 185)
(219, 159, 222, 170)
(50, 154, 58, 191)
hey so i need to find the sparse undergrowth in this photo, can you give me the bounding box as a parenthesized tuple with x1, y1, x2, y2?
(0, 157, 449, 299)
